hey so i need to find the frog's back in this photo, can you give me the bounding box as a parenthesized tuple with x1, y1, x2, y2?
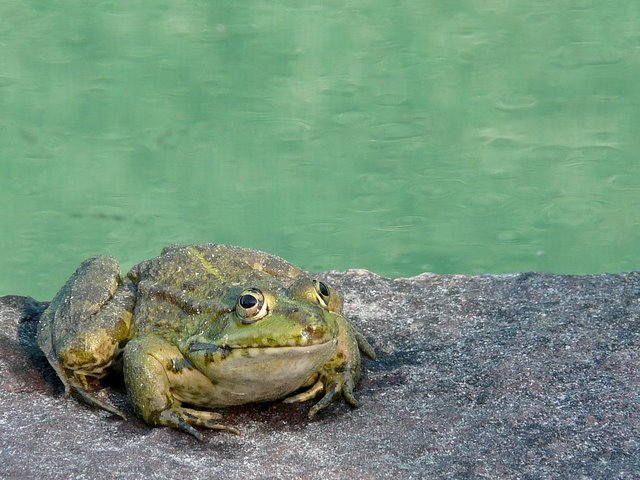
(130, 244, 303, 284)
(126, 244, 304, 337)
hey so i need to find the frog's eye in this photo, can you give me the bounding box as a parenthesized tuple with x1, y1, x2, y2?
(313, 280, 331, 308)
(236, 288, 269, 323)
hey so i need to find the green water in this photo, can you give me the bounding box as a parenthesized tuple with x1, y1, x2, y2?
(2, 2, 640, 300)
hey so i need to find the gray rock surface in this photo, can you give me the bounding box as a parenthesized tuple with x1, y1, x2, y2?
(1, 270, 639, 479)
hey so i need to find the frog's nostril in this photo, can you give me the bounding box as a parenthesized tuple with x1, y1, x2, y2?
(304, 324, 326, 341)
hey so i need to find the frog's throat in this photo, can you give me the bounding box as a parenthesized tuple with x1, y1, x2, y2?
(183, 339, 338, 384)
(173, 340, 338, 407)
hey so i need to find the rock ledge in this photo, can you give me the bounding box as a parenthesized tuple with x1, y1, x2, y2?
(1, 271, 639, 479)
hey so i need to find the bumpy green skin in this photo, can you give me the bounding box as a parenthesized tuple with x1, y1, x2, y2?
(37, 244, 375, 440)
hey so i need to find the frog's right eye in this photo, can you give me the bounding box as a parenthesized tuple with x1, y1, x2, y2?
(313, 279, 331, 308)
(236, 288, 269, 323)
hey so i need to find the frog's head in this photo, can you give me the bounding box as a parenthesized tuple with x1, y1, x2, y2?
(177, 276, 344, 402)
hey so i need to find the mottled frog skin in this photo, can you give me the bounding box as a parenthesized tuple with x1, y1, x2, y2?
(37, 244, 375, 440)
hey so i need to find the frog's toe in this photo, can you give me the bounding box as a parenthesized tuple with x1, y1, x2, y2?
(355, 328, 376, 360)
(283, 379, 324, 404)
(340, 375, 358, 407)
(158, 406, 239, 441)
(51, 365, 126, 419)
(308, 383, 338, 418)
(158, 409, 205, 440)
(70, 382, 127, 419)
(180, 407, 240, 435)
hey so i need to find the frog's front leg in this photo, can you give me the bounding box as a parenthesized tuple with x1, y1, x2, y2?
(285, 315, 376, 417)
(122, 335, 239, 441)
(37, 256, 135, 417)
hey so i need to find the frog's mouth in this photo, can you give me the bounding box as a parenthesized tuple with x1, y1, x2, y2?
(187, 337, 336, 356)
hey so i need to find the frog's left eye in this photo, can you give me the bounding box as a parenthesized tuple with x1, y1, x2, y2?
(313, 279, 331, 308)
(236, 288, 269, 323)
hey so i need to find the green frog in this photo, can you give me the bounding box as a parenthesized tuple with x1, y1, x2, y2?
(37, 244, 375, 440)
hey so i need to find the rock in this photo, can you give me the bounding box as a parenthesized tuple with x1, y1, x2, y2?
(1, 271, 638, 479)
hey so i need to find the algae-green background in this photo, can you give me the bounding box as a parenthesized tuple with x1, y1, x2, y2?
(2, 2, 639, 299)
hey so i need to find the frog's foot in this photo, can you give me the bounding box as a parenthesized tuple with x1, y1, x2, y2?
(158, 406, 240, 441)
(283, 370, 360, 419)
(46, 352, 127, 419)
(309, 371, 359, 419)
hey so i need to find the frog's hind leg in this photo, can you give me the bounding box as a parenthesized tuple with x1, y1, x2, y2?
(37, 256, 136, 418)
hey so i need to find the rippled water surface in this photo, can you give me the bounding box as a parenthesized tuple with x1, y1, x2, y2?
(2, 2, 640, 299)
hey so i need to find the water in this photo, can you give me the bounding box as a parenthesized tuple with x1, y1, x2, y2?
(2, 2, 640, 300)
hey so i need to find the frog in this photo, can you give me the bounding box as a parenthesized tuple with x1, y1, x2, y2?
(37, 244, 375, 440)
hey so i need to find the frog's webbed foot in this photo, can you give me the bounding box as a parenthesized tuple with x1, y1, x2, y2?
(284, 369, 359, 418)
(158, 407, 240, 441)
(312, 372, 358, 418)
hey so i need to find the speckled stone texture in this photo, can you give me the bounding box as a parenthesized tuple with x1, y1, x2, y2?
(1, 271, 639, 479)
